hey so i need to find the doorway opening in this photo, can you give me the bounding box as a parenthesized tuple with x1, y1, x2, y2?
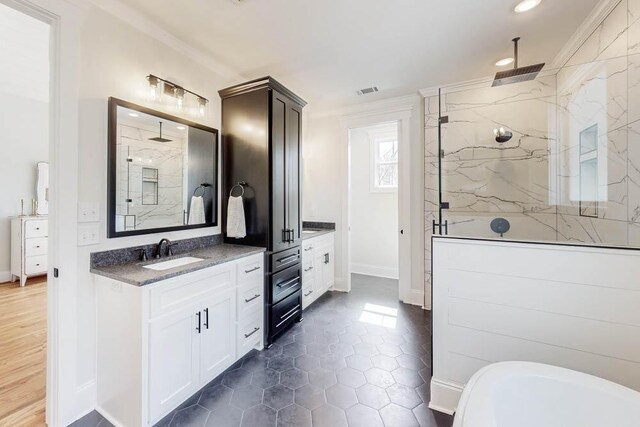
(348, 121, 400, 300)
(0, 2, 51, 424)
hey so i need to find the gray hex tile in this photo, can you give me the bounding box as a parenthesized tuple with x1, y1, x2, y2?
(308, 368, 337, 389)
(294, 384, 326, 410)
(420, 353, 432, 368)
(169, 404, 209, 427)
(282, 342, 306, 358)
(338, 333, 362, 345)
(415, 382, 430, 403)
(241, 404, 276, 427)
(418, 366, 432, 383)
(242, 355, 270, 372)
(382, 333, 407, 346)
(355, 384, 390, 410)
(397, 354, 427, 370)
(199, 384, 233, 411)
(261, 344, 283, 359)
(364, 367, 396, 388)
(230, 385, 263, 410)
(345, 404, 384, 427)
(305, 342, 330, 357)
(371, 354, 400, 371)
(325, 383, 357, 409)
(386, 383, 422, 409)
(268, 355, 294, 372)
(223, 368, 253, 389)
(280, 368, 309, 390)
(377, 343, 403, 357)
(276, 404, 312, 427)
(400, 342, 428, 356)
(345, 354, 373, 371)
(360, 334, 384, 345)
(293, 332, 315, 344)
(353, 343, 379, 357)
(264, 384, 294, 410)
(274, 331, 295, 346)
(336, 367, 366, 388)
(205, 404, 242, 427)
(315, 332, 340, 345)
(251, 368, 280, 389)
(392, 367, 425, 388)
(311, 404, 347, 427)
(345, 324, 368, 335)
(329, 342, 355, 358)
(412, 402, 453, 427)
(379, 403, 420, 427)
(294, 354, 320, 371)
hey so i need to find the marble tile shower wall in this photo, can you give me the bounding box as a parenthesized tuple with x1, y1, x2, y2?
(116, 123, 187, 230)
(424, 0, 640, 288)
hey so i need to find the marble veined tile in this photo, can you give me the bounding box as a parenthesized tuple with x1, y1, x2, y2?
(629, 0, 640, 54)
(426, 155, 555, 214)
(627, 120, 640, 223)
(565, 0, 628, 67)
(626, 54, 640, 124)
(558, 56, 628, 137)
(441, 212, 558, 242)
(426, 97, 557, 162)
(557, 213, 628, 246)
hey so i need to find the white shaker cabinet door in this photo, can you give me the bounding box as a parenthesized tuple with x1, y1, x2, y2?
(149, 307, 200, 423)
(199, 288, 236, 386)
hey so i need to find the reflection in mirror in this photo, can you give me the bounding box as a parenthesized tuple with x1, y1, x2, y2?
(109, 98, 218, 237)
(36, 162, 49, 216)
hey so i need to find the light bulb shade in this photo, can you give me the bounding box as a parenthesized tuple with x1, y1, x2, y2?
(175, 87, 185, 110)
(147, 75, 160, 101)
(198, 97, 208, 117)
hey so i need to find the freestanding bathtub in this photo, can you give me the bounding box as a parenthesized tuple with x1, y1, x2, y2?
(453, 362, 640, 427)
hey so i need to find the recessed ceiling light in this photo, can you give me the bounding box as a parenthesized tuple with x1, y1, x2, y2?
(514, 0, 542, 13)
(496, 57, 514, 67)
(177, 125, 186, 130)
(128, 112, 139, 118)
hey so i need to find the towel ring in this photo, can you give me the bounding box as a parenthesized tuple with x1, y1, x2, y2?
(230, 181, 247, 197)
(193, 183, 211, 197)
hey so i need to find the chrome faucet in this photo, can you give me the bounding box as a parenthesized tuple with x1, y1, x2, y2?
(155, 238, 173, 259)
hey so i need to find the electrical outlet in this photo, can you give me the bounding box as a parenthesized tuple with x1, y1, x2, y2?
(78, 202, 100, 223)
(78, 223, 100, 246)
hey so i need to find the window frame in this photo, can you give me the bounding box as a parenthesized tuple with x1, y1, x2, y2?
(369, 130, 399, 193)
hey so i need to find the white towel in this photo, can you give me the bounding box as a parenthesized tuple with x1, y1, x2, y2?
(226, 195, 246, 238)
(188, 196, 206, 225)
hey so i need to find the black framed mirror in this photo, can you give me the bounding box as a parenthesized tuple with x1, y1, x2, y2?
(108, 97, 218, 238)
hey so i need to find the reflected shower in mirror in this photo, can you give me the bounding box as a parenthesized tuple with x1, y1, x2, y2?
(108, 98, 218, 237)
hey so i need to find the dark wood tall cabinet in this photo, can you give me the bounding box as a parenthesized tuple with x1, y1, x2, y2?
(219, 77, 306, 346)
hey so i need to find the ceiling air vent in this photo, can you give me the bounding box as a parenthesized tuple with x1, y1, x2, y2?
(356, 86, 379, 96)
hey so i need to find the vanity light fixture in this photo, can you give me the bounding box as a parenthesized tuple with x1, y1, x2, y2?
(514, 0, 542, 13)
(496, 57, 514, 67)
(146, 74, 209, 117)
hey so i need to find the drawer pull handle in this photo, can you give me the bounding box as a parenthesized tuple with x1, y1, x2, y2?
(244, 327, 260, 338)
(277, 254, 298, 264)
(304, 266, 313, 272)
(244, 266, 260, 274)
(276, 276, 299, 289)
(304, 246, 313, 251)
(304, 290, 313, 297)
(245, 294, 261, 303)
(204, 308, 209, 329)
(276, 305, 301, 328)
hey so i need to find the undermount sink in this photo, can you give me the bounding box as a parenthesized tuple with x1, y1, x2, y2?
(143, 256, 204, 271)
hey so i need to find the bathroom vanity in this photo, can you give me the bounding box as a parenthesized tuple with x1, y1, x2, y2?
(301, 228, 335, 309)
(91, 243, 264, 427)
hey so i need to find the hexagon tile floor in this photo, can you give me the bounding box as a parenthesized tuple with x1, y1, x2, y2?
(71, 274, 454, 427)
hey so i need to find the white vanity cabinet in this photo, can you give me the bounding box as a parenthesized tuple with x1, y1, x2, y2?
(11, 216, 48, 286)
(95, 252, 263, 427)
(301, 232, 335, 309)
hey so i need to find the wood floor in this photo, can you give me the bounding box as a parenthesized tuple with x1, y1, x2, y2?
(0, 276, 47, 427)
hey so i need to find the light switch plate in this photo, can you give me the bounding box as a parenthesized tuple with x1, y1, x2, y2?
(78, 223, 100, 246)
(78, 202, 100, 223)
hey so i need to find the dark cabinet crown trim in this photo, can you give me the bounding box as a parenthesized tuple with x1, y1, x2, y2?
(218, 76, 307, 107)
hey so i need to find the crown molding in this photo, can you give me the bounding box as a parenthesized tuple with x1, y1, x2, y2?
(550, 0, 622, 69)
(85, 0, 245, 82)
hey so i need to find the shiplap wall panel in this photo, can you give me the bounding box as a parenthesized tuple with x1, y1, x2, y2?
(430, 237, 640, 414)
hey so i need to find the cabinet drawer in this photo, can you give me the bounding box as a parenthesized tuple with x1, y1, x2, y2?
(25, 237, 48, 256)
(238, 312, 262, 352)
(270, 247, 301, 273)
(237, 255, 263, 284)
(302, 284, 314, 310)
(25, 220, 48, 238)
(271, 264, 301, 304)
(302, 241, 315, 254)
(238, 282, 263, 320)
(271, 290, 302, 335)
(25, 255, 47, 275)
(302, 259, 314, 283)
(149, 264, 234, 319)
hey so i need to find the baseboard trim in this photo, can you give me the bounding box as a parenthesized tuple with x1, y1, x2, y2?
(68, 380, 96, 426)
(401, 289, 425, 308)
(351, 263, 398, 280)
(430, 378, 463, 415)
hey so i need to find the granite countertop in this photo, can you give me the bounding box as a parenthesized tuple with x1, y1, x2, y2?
(91, 244, 265, 287)
(302, 228, 335, 240)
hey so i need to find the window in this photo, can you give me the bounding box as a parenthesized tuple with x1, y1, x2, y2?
(371, 135, 398, 191)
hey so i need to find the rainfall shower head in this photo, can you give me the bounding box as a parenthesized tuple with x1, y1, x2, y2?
(148, 121, 172, 142)
(492, 37, 545, 87)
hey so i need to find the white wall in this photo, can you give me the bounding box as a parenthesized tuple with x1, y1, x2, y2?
(349, 125, 399, 279)
(431, 237, 640, 414)
(0, 3, 49, 280)
(303, 94, 425, 305)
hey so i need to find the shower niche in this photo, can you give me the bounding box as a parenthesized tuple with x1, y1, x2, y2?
(107, 97, 219, 238)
